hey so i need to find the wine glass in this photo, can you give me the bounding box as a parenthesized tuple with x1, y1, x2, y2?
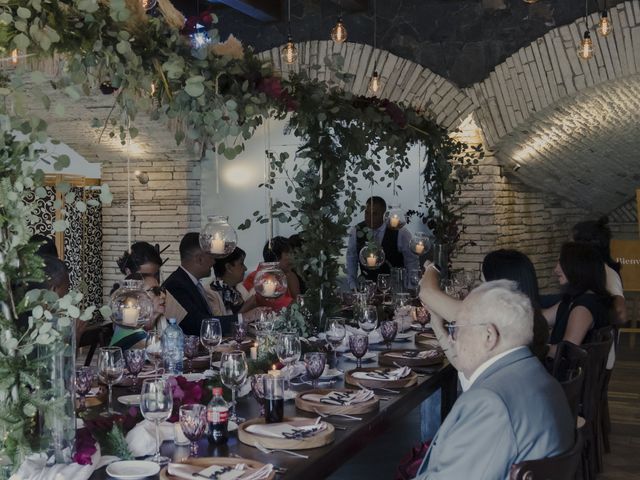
(349, 333, 369, 369)
(233, 323, 246, 345)
(124, 348, 145, 391)
(139, 378, 173, 464)
(220, 351, 248, 423)
(250, 373, 268, 416)
(377, 274, 391, 304)
(75, 366, 94, 411)
(304, 352, 327, 388)
(184, 335, 200, 373)
(325, 317, 347, 370)
(179, 404, 207, 457)
(200, 318, 222, 371)
(97, 347, 124, 416)
(380, 320, 398, 350)
(276, 332, 301, 392)
(356, 305, 378, 333)
(145, 330, 163, 376)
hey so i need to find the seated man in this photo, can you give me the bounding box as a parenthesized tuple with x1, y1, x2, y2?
(415, 277, 574, 480)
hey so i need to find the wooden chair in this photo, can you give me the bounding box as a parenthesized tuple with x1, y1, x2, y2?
(509, 429, 584, 480)
(550, 341, 588, 428)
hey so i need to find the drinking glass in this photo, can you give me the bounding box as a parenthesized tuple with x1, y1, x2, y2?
(413, 306, 431, 332)
(220, 351, 248, 423)
(75, 366, 94, 411)
(97, 347, 124, 416)
(232, 323, 246, 345)
(408, 268, 422, 298)
(263, 375, 285, 423)
(183, 335, 200, 373)
(349, 333, 369, 369)
(276, 333, 301, 391)
(380, 320, 398, 349)
(377, 274, 391, 304)
(140, 379, 173, 464)
(250, 373, 268, 416)
(304, 352, 327, 388)
(325, 317, 346, 370)
(200, 318, 222, 371)
(356, 305, 378, 333)
(179, 404, 207, 457)
(145, 329, 163, 375)
(124, 348, 145, 391)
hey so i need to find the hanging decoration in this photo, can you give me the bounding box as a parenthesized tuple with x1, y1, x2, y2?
(409, 232, 430, 255)
(110, 279, 155, 328)
(359, 243, 386, 270)
(369, 0, 381, 95)
(282, 0, 298, 64)
(597, 4, 612, 36)
(331, 18, 348, 43)
(577, 0, 594, 60)
(200, 215, 238, 258)
(385, 204, 406, 230)
(254, 263, 288, 299)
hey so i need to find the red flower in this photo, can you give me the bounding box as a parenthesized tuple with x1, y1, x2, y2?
(73, 428, 97, 465)
(257, 77, 298, 111)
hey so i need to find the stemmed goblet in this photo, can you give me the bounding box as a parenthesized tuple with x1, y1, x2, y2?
(233, 323, 247, 345)
(304, 352, 327, 388)
(413, 306, 431, 332)
(276, 332, 301, 392)
(184, 335, 200, 373)
(377, 274, 391, 304)
(124, 348, 145, 392)
(220, 350, 248, 424)
(97, 347, 124, 416)
(250, 373, 268, 416)
(140, 378, 173, 465)
(145, 330, 163, 376)
(75, 366, 95, 411)
(380, 320, 398, 350)
(325, 317, 346, 370)
(179, 404, 207, 457)
(200, 318, 222, 372)
(349, 333, 369, 369)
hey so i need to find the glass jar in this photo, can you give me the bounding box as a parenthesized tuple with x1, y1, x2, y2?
(110, 279, 154, 328)
(199, 215, 237, 258)
(359, 243, 386, 270)
(409, 232, 430, 256)
(385, 205, 405, 230)
(254, 262, 288, 299)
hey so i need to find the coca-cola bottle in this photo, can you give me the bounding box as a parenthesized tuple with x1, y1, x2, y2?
(207, 387, 229, 445)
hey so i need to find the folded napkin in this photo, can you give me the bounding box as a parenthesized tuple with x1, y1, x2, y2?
(125, 420, 174, 457)
(167, 462, 274, 480)
(386, 350, 441, 360)
(246, 421, 327, 439)
(303, 389, 374, 406)
(11, 445, 118, 480)
(351, 366, 411, 381)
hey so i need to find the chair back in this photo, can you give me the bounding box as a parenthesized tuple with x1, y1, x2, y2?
(550, 341, 588, 382)
(581, 327, 614, 423)
(560, 367, 585, 426)
(509, 430, 584, 480)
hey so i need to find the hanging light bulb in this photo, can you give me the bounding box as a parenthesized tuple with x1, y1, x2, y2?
(331, 17, 348, 43)
(598, 10, 612, 36)
(369, 70, 381, 95)
(10, 49, 18, 65)
(282, 34, 298, 64)
(141, 0, 157, 10)
(577, 30, 594, 60)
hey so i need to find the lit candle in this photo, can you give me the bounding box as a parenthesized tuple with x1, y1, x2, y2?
(250, 342, 258, 360)
(389, 215, 400, 228)
(11, 49, 18, 65)
(122, 306, 139, 326)
(210, 233, 225, 254)
(262, 279, 277, 297)
(366, 254, 377, 268)
(414, 242, 425, 254)
(269, 365, 281, 377)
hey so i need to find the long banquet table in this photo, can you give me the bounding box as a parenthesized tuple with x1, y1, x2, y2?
(89, 344, 457, 480)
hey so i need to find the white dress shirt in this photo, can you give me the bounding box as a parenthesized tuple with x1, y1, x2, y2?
(458, 346, 528, 392)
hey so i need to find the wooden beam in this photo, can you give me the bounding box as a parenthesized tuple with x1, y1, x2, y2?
(207, 0, 281, 22)
(327, 0, 368, 12)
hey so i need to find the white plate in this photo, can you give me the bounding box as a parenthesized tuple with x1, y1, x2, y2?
(320, 368, 344, 380)
(117, 394, 140, 406)
(395, 332, 414, 341)
(106, 460, 160, 479)
(343, 352, 376, 363)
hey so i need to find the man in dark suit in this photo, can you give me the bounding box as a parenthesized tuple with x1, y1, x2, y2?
(164, 232, 234, 336)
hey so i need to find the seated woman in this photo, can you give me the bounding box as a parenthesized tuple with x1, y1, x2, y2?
(207, 247, 259, 316)
(544, 242, 613, 358)
(110, 272, 167, 351)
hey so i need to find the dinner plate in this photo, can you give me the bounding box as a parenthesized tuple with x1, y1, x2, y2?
(394, 332, 414, 341)
(117, 394, 140, 406)
(106, 460, 160, 479)
(343, 352, 376, 363)
(320, 368, 344, 380)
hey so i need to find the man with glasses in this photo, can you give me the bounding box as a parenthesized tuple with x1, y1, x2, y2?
(415, 276, 574, 479)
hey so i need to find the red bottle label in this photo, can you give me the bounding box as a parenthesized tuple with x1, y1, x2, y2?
(207, 406, 229, 423)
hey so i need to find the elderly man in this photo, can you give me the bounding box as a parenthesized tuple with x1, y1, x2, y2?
(415, 268, 574, 479)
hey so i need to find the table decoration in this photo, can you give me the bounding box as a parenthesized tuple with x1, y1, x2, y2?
(162, 457, 275, 480)
(296, 388, 379, 415)
(239, 417, 335, 450)
(346, 367, 418, 389)
(378, 349, 444, 367)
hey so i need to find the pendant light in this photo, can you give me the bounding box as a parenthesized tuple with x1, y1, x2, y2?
(331, 2, 347, 43)
(597, 1, 613, 36)
(282, 0, 298, 64)
(577, 0, 594, 61)
(368, 0, 381, 95)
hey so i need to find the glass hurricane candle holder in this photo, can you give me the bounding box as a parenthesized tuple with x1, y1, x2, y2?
(110, 280, 154, 328)
(199, 215, 237, 258)
(385, 205, 405, 230)
(254, 262, 288, 299)
(409, 232, 430, 256)
(359, 243, 385, 270)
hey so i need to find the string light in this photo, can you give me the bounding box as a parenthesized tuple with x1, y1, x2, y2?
(331, 17, 347, 43)
(10, 49, 18, 65)
(369, 71, 381, 94)
(369, 0, 380, 95)
(598, 10, 612, 36)
(281, 0, 297, 64)
(577, 0, 593, 61)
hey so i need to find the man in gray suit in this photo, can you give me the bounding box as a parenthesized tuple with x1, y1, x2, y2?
(415, 278, 574, 480)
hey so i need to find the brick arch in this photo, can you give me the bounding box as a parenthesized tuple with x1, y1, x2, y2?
(257, 40, 475, 130)
(467, 0, 640, 147)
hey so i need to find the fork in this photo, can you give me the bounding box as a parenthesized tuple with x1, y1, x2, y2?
(254, 442, 309, 459)
(354, 381, 400, 395)
(313, 408, 362, 421)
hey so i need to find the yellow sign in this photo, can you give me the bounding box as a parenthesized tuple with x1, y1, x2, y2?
(611, 239, 640, 292)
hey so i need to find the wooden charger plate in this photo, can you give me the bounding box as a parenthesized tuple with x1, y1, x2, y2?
(378, 349, 444, 367)
(295, 388, 379, 415)
(160, 456, 275, 480)
(415, 331, 440, 348)
(345, 367, 418, 389)
(238, 416, 335, 450)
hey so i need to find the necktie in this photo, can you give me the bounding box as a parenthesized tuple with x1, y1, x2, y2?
(196, 281, 212, 315)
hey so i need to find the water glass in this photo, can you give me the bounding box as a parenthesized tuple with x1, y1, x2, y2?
(200, 318, 222, 371)
(179, 404, 207, 457)
(250, 373, 268, 416)
(124, 348, 145, 391)
(145, 330, 163, 375)
(380, 320, 398, 349)
(97, 347, 124, 416)
(263, 375, 285, 424)
(75, 367, 94, 411)
(349, 333, 369, 369)
(220, 351, 248, 423)
(276, 332, 301, 391)
(304, 352, 327, 388)
(183, 335, 200, 372)
(325, 317, 346, 369)
(377, 274, 391, 303)
(356, 305, 378, 333)
(140, 379, 173, 464)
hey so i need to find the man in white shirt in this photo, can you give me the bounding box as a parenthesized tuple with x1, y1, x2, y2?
(345, 196, 418, 290)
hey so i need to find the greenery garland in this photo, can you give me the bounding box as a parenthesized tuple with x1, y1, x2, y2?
(0, 0, 481, 470)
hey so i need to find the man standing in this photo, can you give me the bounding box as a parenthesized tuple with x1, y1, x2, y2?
(345, 196, 418, 290)
(415, 277, 575, 479)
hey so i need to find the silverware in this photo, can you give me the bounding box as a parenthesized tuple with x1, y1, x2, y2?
(254, 442, 309, 459)
(313, 407, 362, 421)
